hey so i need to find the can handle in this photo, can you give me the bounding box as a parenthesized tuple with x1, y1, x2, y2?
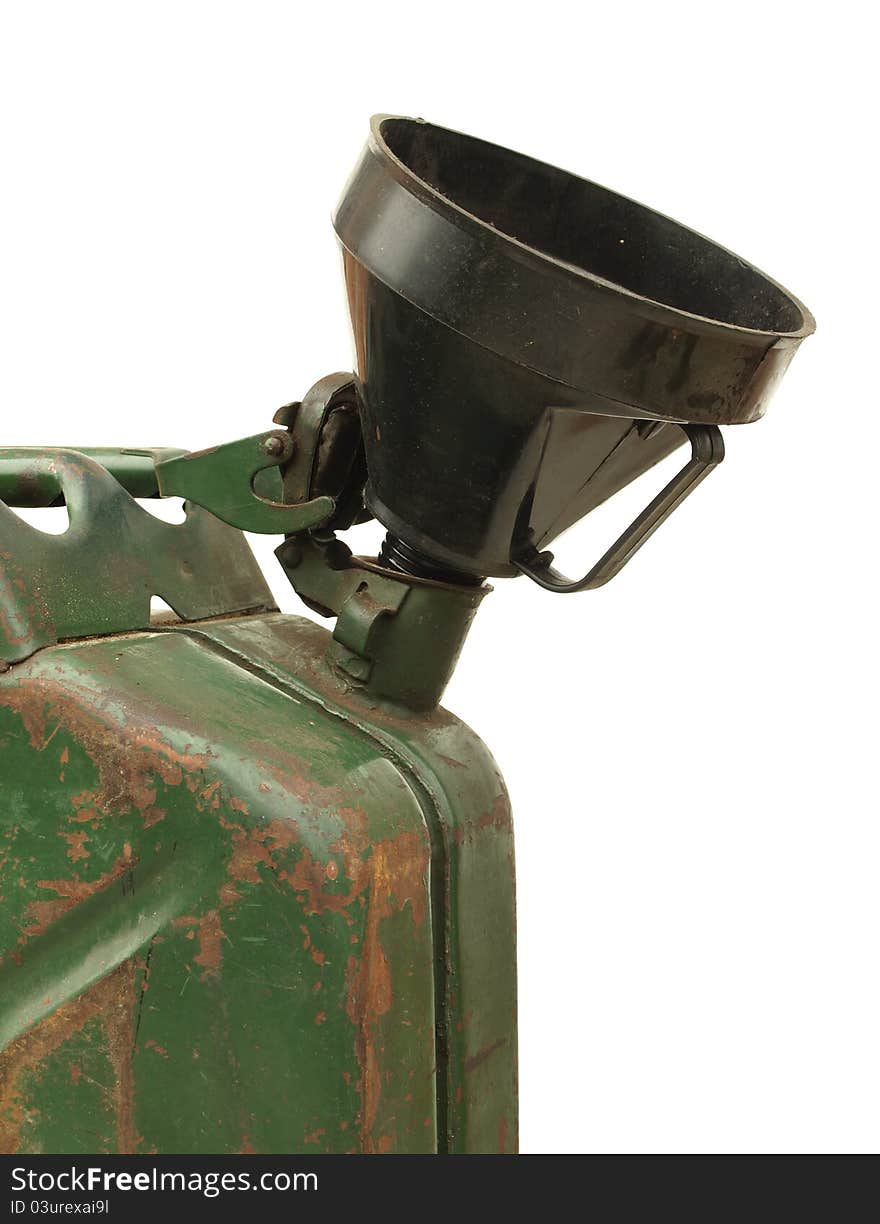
(0, 447, 189, 506)
(513, 423, 724, 593)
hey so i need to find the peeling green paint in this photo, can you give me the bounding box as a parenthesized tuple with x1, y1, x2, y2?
(0, 616, 516, 1153)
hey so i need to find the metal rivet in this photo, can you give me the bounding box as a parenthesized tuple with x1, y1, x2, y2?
(263, 434, 286, 458)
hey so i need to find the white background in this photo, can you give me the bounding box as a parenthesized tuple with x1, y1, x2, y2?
(1, 3, 875, 1154)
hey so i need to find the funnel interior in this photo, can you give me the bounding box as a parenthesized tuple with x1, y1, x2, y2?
(381, 118, 805, 335)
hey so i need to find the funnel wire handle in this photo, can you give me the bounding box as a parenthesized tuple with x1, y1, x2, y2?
(513, 423, 724, 593)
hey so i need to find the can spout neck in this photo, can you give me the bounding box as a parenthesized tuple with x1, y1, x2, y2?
(276, 532, 490, 712)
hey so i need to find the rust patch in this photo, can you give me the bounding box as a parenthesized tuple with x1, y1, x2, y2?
(62, 830, 90, 863)
(0, 960, 137, 1154)
(454, 793, 512, 845)
(436, 753, 466, 770)
(174, 911, 224, 978)
(221, 816, 301, 892)
(0, 673, 277, 976)
(213, 814, 304, 913)
(464, 1036, 507, 1074)
(281, 807, 371, 921)
(477, 794, 512, 834)
(194, 910, 223, 973)
(344, 829, 429, 1153)
(0, 676, 215, 840)
(20, 854, 134, 942)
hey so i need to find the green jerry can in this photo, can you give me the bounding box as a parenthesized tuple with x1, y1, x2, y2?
(0, 117, 813, 1154)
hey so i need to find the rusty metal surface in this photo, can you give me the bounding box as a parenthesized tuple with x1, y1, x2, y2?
(0, 613, 515, 1153)
(182, 612, 518, 1154)
(0, 625, 438, 1152)
(0, 448, 186, 506)
(0, 449, 275, 664)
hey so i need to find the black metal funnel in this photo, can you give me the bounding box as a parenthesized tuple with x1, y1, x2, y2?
(333, 116, 814, 584)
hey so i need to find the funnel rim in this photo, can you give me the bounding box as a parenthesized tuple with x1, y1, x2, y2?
(365, 114, 815, 343)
